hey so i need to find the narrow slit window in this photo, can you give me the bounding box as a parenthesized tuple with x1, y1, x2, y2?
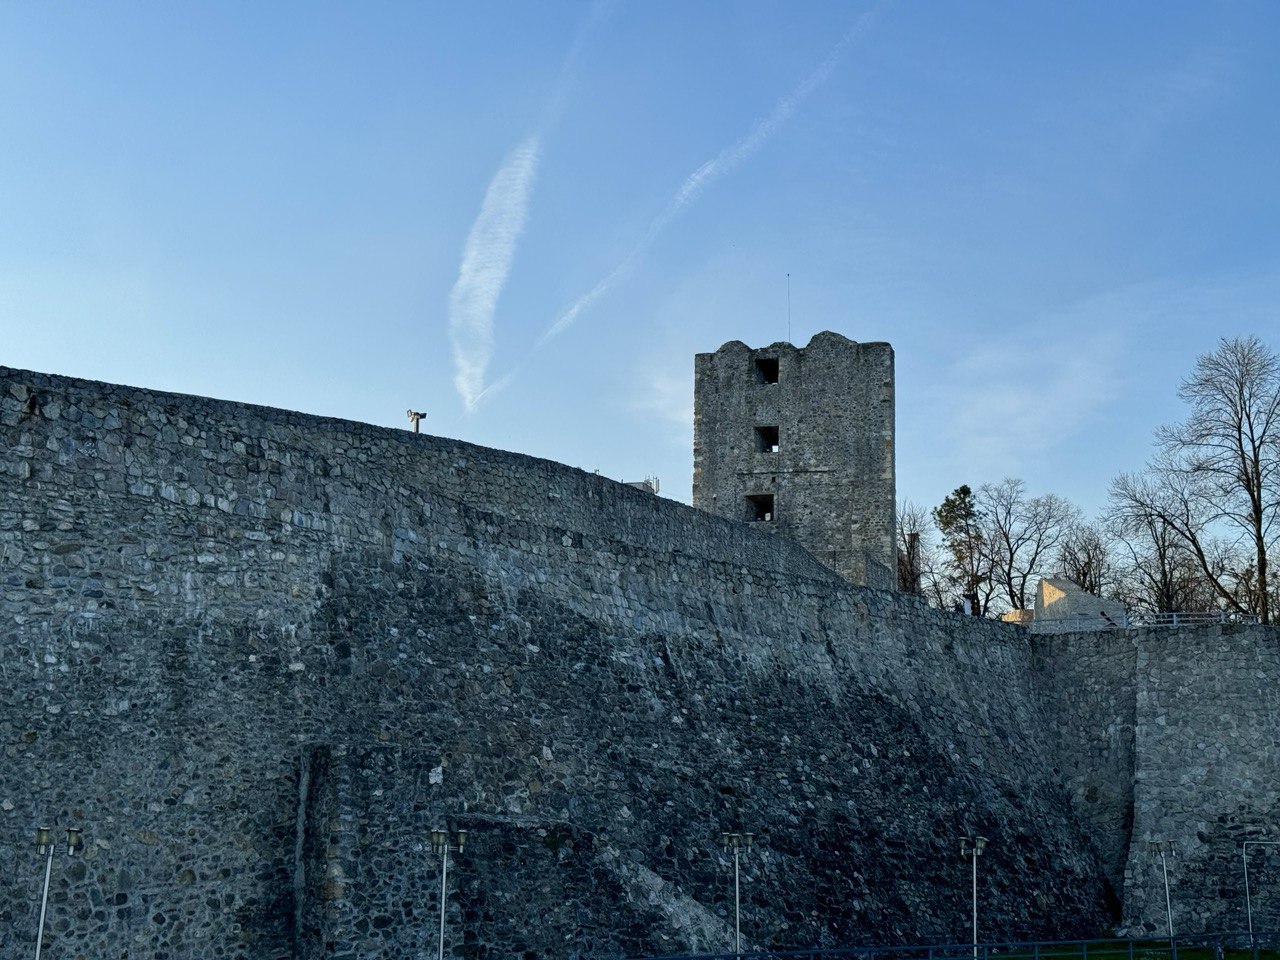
(756, 426, 779, 453)
(755, 358, 779, 384)
(746, 494, 775, 522)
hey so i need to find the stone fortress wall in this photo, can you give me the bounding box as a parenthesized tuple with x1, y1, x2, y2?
(1033, 626, 1280, 935)
(1, 366, 1277, 959)
(693, 333, 896, 588)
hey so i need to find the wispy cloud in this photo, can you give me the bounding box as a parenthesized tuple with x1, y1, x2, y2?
(448, 136, 540, 411)
(631, 362, 695, 442)
(447, 0, 613, 411)
(896, 267, 1280, 519)
(942, 331, 1124, 471)
(538, 10, 877, 346)
(542, 0, 616, 129)
(463, 6, 874, 410)
(1119, 45, 1231, 163)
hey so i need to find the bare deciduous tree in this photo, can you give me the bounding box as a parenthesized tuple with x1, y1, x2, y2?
(1057, 520, 1115, 598)
(1110, 337, 1280, 622)
(897, 499, 926, 595)
(978, 478, 1080, 612)
(897, 499, 948, 607)
(1106, 491, 1224, 613)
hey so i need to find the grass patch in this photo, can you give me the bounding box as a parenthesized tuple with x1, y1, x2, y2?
(978, 948, 1280, 960)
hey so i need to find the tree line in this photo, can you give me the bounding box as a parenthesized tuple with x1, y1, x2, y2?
(896, 336, 1280, 624)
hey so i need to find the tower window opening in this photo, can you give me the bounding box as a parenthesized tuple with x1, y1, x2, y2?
(746, 494, 775, 522)
(756, 426, 779, 453)
(755, 358, 779, 384)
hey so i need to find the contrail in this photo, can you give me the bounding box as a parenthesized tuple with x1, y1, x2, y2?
(537, 10, 876, 346)
(448, 136, 540, 412)
(542, 0, 616, 129)
(447, 0, 613, 411)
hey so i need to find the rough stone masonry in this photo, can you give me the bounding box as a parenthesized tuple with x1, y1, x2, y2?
(1, 365, 1277, 960)
(692, 333, 896, 589)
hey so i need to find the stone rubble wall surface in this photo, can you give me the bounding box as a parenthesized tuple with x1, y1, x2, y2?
(1029, 631, 1138, 904)
(1125, 626, 1280, 935)
(1031, 626, 1280, 936)
(692, 333, 896, 586)
(0, 366, 1274, 959)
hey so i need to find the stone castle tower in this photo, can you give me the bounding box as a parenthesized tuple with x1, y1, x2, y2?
(692, 331, 896, 588)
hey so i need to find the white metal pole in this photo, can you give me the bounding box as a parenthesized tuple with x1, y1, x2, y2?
(1245, 845, 1255, 948)
(1160, 849, 1174, 938)
(972, 850, 978, 960)
(33, 844, 54, 960)
(438, 848, 449, 960)
(1242, 841, 1280, 949)
(734, 845, 741, 955)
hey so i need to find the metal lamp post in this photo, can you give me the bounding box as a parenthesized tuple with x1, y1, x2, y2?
(720, 831, 754, 955)
(1149, 840, 1176, 939)
(34, 825, 83, 960)
(1243, 840, 1280, 949)
(430, 828, 467, 960)
(959, 835, 988, 959)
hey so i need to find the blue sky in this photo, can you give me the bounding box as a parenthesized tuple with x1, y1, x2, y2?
(3, 2, 1278, 517)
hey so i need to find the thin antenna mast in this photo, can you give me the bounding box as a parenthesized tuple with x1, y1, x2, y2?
(787, 273, 792, 343)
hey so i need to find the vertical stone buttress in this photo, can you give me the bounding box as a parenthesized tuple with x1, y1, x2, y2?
(692, 332, 896, 587)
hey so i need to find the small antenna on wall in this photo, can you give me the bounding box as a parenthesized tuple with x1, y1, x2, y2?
(787, 272, 792, 343)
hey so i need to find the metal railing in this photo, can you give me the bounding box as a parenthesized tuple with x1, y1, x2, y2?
(640, 931, 1280, 960)
(1127, 611, 1261, 628)
(1029, 610, 1261, 634)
